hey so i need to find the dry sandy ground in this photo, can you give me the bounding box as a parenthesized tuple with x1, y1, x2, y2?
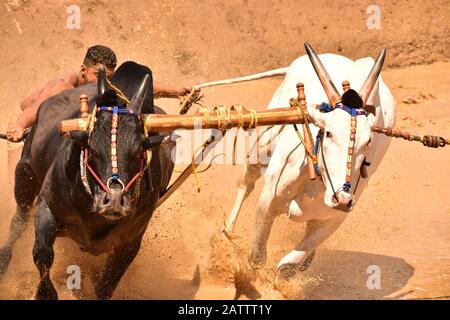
(0, 0, 449, 300)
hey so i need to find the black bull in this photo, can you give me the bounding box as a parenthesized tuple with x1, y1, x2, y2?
(0, 61, 175, 299)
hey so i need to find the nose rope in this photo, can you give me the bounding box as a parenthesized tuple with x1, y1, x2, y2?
(315, 130, 339, 202)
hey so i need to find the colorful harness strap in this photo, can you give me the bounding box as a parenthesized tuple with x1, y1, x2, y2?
(80, 106, 150, 198)
(314, 102, 368, 193)
(97, 106, 139, 190)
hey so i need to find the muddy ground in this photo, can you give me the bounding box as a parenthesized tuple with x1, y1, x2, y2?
(0, 0, 449, 299)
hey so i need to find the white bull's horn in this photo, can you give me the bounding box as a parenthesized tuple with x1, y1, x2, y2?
(359, 49, 386, 105)
(304, 42, 341, 105)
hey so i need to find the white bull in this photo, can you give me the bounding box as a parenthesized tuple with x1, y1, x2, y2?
(224, 43, 396, 277)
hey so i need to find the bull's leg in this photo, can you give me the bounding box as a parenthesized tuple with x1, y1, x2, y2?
(33, 198, 58, 300)
(0, 157, 40, 276)
(224, 163, 262, 235)
(250, 157, 306, 268)
(94, 233, 144, 300)
(275, 213, 347, 279)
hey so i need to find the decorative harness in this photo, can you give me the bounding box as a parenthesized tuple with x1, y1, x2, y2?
(312, 102, 369, 197)
(80, 105, 152, 199)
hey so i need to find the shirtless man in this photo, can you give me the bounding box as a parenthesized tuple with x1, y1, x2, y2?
(7, 45, 191, 141)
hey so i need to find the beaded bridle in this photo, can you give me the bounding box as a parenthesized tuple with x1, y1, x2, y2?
(80, 105, 152, 199)
(312, 102, 369, 196)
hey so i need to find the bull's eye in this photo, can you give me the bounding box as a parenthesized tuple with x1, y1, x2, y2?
(326, 131, 333, 138)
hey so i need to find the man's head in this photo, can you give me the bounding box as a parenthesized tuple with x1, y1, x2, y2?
(80, 45, 117, 83)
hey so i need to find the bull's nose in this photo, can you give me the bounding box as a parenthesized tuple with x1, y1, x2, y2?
(332, 192, 354, 211)
(100, 189, 128, 217)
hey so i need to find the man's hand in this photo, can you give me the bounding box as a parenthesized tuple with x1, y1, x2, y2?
(6, 127, 26, 142)
(178, 86, 192, 96)
(153, 82, 194, 99)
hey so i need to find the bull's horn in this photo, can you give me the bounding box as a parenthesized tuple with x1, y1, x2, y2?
(359, 49, 386, 105)
(97, 64, 106, 96)
(304, 42, 341, 105)
(129, 74, 150, 113)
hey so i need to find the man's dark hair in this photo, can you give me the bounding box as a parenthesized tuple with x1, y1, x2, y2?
(83, 45, 117, 69)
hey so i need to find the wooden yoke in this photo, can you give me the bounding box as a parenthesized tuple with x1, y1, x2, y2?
(58, 94, 90, 135)
(79, 94, 89, 119)
(296, 83, 316, 180)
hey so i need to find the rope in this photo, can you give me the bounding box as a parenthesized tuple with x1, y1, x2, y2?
(106, 78, 130, 106)
(372, 126, 450, 148)
(290, 98, 317, 164)
(194, 67, 288, 90)
(178, 87, 204, 114)
(247, 109, 258, 129)
(174, 106, 233, 192)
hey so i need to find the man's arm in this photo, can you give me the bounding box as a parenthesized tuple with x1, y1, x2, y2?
(153, 81, 191, 98)
(7, 79, 72, 141)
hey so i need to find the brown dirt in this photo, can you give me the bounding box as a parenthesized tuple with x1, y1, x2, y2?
(0, 0, 449, 299)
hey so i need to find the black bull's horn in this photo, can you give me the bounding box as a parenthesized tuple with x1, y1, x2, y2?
(129, 74, 150, 113)
(97, 65, 106, 96)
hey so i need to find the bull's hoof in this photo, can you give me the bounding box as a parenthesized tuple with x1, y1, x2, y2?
(95, 284, 113, 300)
(248, 250, 266, 269)
(299, 250, 315, 271)
(35, 278, 58, 300)
(0, 246, 12, 275)
(276, 251, 316, 281)
(278, 264, 299, 282)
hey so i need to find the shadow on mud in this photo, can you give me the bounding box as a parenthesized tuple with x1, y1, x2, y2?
(293, 249, 415, 299)
(208, 231, 415, 300)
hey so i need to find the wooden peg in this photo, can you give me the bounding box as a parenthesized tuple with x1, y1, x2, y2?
(296, 82, 316, 180)
(342, 80, 350, 92)
(80, 94, 89, 119)
(296, 82, 306, 107)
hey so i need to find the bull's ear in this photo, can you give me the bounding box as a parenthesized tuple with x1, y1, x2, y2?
(306, 104, 326, 129)
(65, 130, 89, 147)
(142, 135, 165, 150)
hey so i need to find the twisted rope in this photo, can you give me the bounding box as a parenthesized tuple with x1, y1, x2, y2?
(178, 87, 204, 114)
(372, 126, 450, 148)
(106, 78, 131, 106)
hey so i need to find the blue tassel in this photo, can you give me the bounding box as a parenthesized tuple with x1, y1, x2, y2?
(320, 102, 333, 112)
(343, 182, 351, 192)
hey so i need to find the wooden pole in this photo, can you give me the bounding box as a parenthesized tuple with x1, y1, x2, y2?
(59, 106, 306, 134)
(141, 106, 305, 133)
(296, 83, 316, 180)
